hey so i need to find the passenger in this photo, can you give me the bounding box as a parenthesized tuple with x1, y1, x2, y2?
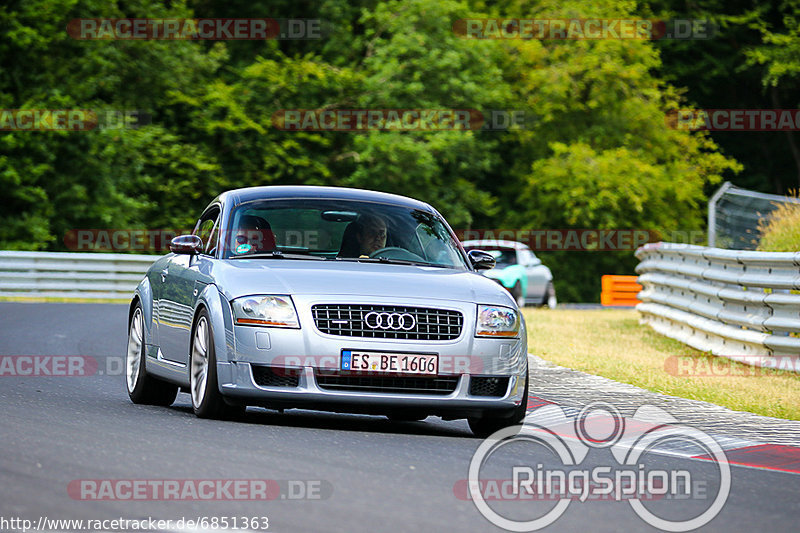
(234, 215, 275, 252)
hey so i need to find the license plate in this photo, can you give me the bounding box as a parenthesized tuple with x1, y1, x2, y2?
(341, 350, 438, 375)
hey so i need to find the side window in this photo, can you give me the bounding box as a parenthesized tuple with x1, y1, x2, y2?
(415, 224, 440, 261)
(415, 224, 458, 265)
(194, 208, 220, 255)
(519, 249, 538, 266)
(205, 218, 220, 255)
(415, 224, 432, 251)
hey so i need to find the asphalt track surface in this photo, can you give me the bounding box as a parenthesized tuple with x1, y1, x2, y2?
(0, 302, 797, 532)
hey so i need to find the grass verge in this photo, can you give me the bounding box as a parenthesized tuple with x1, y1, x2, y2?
(523, 308, 800, 421)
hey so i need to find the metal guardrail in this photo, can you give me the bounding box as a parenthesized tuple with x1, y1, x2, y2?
(0, 251, 156, 300)
(635, 243, 800, 368)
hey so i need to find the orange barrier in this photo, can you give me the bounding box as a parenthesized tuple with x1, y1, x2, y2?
(600, 275, 642, 307)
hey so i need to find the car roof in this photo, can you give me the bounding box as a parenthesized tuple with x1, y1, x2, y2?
(461, 239, 529, 250)
(216, 185, 436, 212)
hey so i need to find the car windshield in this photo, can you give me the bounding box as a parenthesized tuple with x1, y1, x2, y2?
(224, 198, 469, 269)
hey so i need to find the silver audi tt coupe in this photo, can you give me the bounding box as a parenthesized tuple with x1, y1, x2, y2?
(126, 186, 529, 436)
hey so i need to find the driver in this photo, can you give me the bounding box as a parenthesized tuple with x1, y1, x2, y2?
(355, 214, 387, 256)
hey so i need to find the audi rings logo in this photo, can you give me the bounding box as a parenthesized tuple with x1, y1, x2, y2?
(364, 312, 416, 331)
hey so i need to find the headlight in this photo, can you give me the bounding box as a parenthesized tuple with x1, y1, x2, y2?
(475, 304, 520, 337)
(231, 295, 300, 328)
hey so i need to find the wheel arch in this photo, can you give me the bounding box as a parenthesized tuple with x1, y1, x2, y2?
(128, 295, 140, 328)
(190, 284, 232, 366)
(130, 276, 154, 345)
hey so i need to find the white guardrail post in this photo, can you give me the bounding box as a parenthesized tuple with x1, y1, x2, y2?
(0, 251, 158, 300)
(635, 243, 800, 370)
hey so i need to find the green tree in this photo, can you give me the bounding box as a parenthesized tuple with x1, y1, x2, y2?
(0, 0, 746, 301)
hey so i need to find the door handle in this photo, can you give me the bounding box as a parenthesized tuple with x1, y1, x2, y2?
(160, 268, 168, 282)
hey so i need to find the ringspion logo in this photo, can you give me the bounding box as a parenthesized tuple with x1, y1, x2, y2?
(466, 402, 730, 531)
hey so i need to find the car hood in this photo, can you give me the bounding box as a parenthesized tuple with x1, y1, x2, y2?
(212, 259, 514, 305)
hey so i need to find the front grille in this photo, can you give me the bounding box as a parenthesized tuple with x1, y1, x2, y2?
(469, 376, 510, 397)
(312, 304, 463, 340)
(315, 373, 459, 395)
(252, 365, 301, 388)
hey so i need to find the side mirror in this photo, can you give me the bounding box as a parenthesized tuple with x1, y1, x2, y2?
(170, 234, 203, 255)
(528, 258, 542, 267)
(468, 249, 496, 271)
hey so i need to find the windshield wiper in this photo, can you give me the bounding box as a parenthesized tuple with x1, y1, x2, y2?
(230, 251, 325, 261)
(334, 256, 447, 268)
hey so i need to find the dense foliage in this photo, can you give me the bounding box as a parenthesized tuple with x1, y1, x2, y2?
(1, 0, 796, 300)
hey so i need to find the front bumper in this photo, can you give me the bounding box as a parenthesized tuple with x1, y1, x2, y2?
(219, 363, 525, 418)
(215, 294, 528, 418)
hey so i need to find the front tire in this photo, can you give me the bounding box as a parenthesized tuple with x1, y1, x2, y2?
(468, 367, 528, 438)
(126, 303, 179, 406)
(511, 280, 525, 307)
(190, 308, 245, 419)
(542, 281, 557, 309)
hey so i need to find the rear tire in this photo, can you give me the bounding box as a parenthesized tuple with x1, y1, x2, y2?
(468, 367, 528, 438)
(542, 281, 557, 309)
(126, 302, 179, 406)
(190, 309, 245, 420)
